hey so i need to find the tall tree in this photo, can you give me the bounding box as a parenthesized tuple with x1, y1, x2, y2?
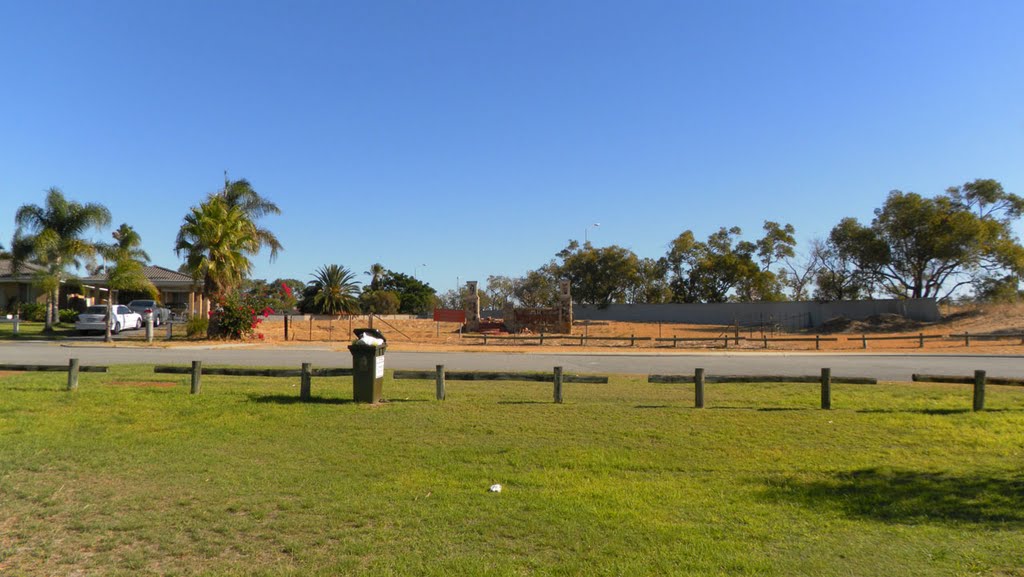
(175, 176, 282, 326)
(12, 187, 111, 330)
(828, 180, 1024, 300)
(666, 223, 794, 303)
(96, 224, 156, 342)
(218, 175, 283, 261)
(514, 267, 559, 308)
(373, 270, 436, 315)
(556, 241, 641, 307)
(175, 195, 259, 306)
(626, 257, 672, 304)
(484, 275, 517, 310)
(365, 263, 386, 290)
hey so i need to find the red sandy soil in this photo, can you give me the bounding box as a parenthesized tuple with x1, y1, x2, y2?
(231, 303, 1024, 355)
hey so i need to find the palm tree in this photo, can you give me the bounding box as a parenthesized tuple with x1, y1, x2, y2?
(96, 224, 156, 342)
(175, 176, 283, 330)
(309, 264, 361, 314)
(365, 263, 385, 290)
(217, 175, 283, 261)
(175, 195, 259, 305)
(13, 188, 111, 331)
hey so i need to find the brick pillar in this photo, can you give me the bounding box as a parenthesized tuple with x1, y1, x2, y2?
(559, 280, 573, 333)
(465, 281, 480, 331)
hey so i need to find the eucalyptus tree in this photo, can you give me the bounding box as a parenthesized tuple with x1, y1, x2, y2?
(827, 180, 1024, 300)
(96, 224, 156, 342)
(12, 187, 111, 330)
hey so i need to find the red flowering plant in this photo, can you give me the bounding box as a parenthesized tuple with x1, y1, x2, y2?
(209, 291, 274, 340)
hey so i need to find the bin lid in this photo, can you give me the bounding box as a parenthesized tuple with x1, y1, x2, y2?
(353, 327, 386, 344)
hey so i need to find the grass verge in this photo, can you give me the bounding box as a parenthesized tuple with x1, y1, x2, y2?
(1, 367, 1023, 576)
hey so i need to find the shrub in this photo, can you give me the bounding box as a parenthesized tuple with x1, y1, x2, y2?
(19, 302, 46, 322)
(209, 291, 273, 340)
(58, 309, 79, 324)
(185, 315, 209, 338)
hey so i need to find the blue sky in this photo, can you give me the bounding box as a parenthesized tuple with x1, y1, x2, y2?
(2, 1, 1022, 295)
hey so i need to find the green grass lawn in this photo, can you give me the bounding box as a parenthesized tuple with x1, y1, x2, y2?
(1, 367, 1022, 576)
(0, 321, 78, 340)
(0, 321, 191, 341)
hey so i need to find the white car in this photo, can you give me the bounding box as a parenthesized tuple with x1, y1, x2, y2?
(75, 304, 143, 335)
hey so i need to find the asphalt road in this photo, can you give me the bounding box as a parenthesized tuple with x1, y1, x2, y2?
(1, 341, 1021, 382)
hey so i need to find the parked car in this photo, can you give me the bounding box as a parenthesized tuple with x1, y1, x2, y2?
(75, 304, 143, 335)
(126, 300, 171, 326)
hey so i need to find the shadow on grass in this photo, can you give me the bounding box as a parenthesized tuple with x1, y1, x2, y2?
(635, 404, 669, 409)
(764, 467, 1024, 527)
(756, 407, 809, 412)
(858, 408, 1018, 415)
(249, 394, 353, 405)
(497, 400, 549, 405)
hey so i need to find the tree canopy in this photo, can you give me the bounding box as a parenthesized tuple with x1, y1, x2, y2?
(12, 187, 111, 329)
(175, 177, 282, 307)
(825, 180, 1024, 299)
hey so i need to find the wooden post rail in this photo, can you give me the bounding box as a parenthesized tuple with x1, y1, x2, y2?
(0, 362, 108, 373)
(154, 365, 353, 377)
(858, 333, 944, 349)
(462, 334, 652, 346)
(392, 369, 608, 383)
(648, 373, 876, 385)
(912, 374, 1024, 386)
(154, 363, 355, 399)
(654, 336, 747, 347)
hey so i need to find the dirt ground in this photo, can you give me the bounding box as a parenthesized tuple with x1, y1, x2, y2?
(248, 303, 1024, 355)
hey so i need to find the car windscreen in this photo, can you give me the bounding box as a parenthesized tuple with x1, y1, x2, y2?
(84, 306, 107, 314)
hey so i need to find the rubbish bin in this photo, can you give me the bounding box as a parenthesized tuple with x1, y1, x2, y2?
(349, 328, 386, 403)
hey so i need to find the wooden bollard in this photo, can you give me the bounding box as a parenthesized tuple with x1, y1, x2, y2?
(815, 335, 821, 350)
(284, 315, 290, 341)
(973, 370, 985, 411)
(694, 368, 705, 409)
(861, 334, 867, 349)
(435, 364, 446, 400)
(963, 332, 970, 347)
(820, 367, 831, 410)
(67, 358, 80, 391)
(300, 362, 312, 401)
(919, 333, 924, 348)
(190, 360, 202, 394)
(553, 366, 563, 403)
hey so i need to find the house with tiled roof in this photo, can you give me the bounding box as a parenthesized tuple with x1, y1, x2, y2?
(0, 259, 47, 313)
(78, 265, 206, 316)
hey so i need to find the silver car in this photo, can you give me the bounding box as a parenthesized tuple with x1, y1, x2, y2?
(75, 304, 143, 335)
(126, 299, 171, 326)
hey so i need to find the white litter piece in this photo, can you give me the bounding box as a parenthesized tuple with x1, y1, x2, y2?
(488, 484, 502, 493)
(356, 334, 384, 346)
